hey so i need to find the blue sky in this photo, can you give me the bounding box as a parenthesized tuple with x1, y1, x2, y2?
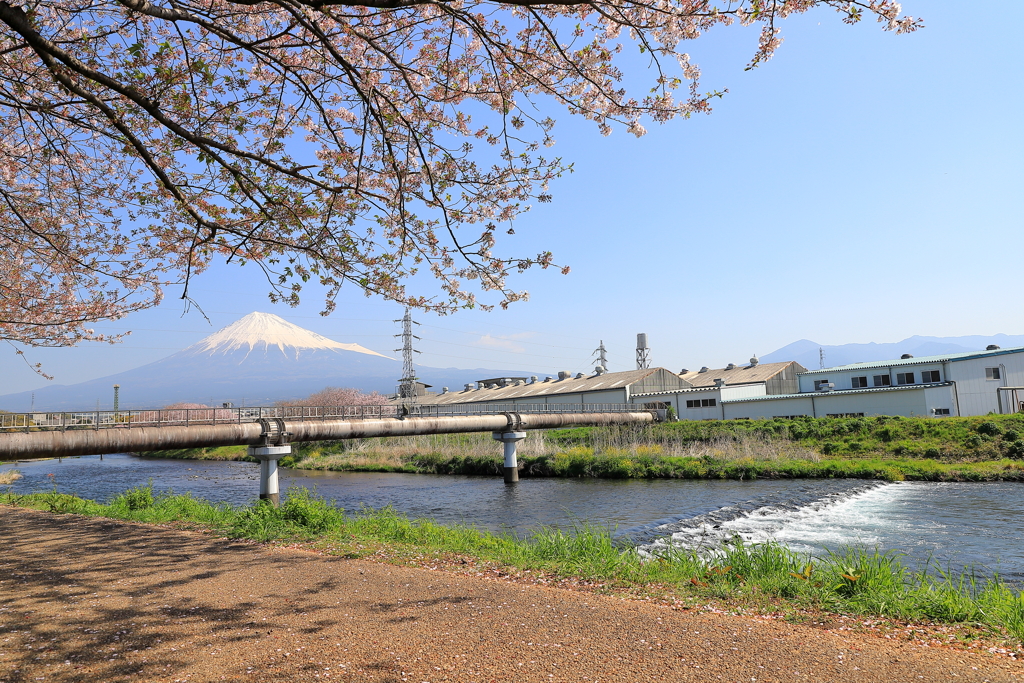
(4, 0, 1021, 395)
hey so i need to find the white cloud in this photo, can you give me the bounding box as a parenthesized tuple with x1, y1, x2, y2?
(475, 332, 535, 354)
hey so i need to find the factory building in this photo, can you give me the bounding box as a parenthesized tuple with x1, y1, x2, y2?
(400, 337, 1024, 420)
(721, 346, 1024, 419)
(411, 367, 692, 408)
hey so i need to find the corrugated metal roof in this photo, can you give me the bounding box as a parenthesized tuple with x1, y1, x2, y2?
(406, 368, 690, 405)
(680, 361, 806, 387)
(722, 382, 953, 404)
(632, 386, 722, 398)
(799, 347, 1024, 375)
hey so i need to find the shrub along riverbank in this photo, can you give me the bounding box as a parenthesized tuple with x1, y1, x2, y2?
(3, 484, 1022, 647)
(138, 414, 1024, 482)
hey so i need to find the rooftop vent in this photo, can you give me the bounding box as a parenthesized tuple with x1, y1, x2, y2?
(987, 344, 1001, 351)
(530, 375, 539, 383)
(714, 378, 726, 388)
(557, 371, 570, 380)
(441, 387, 449, 394)
(750, 354, 759, 367)
(575, 372, 585, 379)
(543, 376, 552, 382)
(680, 368, 689, 375)
(900, 354, 914, 359)
(726, 363, 736, 370)
(699, 366, 709, 373)
(594, 365, 606, 375)
(464, 383, 474, 392)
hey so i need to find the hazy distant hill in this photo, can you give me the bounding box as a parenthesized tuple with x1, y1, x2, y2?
(0, 312, 536, 411)
(761, 334, 1024, 370)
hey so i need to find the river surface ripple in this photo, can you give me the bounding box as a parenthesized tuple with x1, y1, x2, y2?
(3, 454, 1023, 582)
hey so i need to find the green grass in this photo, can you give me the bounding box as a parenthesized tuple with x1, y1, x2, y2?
(4, 484, 1023, 646)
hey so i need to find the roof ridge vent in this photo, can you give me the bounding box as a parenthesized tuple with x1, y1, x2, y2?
(987, 344, 1001, 350)
(557, 371, 570, 380)
(900, 354, 913, 359)
(698, 366, 709, 373)
(726, 363, 736, 370)
(575, 372, 585, 379)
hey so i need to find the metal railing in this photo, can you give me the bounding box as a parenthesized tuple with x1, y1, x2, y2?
(0, 403, 647, 433)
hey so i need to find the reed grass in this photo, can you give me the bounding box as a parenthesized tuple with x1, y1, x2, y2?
(4, 484, 1022, 645)
(0, 469, 22, 485)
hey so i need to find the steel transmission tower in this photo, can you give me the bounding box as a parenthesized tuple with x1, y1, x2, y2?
(592, 340, 609, 371)
(394, 307, 421, 401)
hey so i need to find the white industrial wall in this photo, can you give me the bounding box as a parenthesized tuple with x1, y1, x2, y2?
(721, 385, 768, 400)
(810, 388, 931, 417)
(798, 364, 946, 393)
(948, 352, 1024, 415)
(630, 389, 720, 420)
(724, 396, 814, 420)
(628, 385, 767, 421)
(723, 386, 945, 419)
(924, 385, 958, 416)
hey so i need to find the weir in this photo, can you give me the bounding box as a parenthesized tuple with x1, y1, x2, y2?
(0, 405, 660, 500)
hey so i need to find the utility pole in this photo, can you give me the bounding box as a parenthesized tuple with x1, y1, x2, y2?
(592, 340, 609, 371)
(113, 384, 120, 414)
(819, 347, 826, 370)
(394, 306, 421, 402)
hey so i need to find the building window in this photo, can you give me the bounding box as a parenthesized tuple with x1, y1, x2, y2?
(933, 408, 951, 416)
(873, 375, 891, 387)
(851, 376, 868, 388)
(686, 398, 717, 408)
(827, 413, 865, 418)
(921, 370, 940, 383)
(986, 367, 1001, 380)
(813, 379, 831, 390)
(896, 372, 915, 385)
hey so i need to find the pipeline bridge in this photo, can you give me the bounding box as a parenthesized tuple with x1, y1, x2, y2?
(0, 404, 662, 504)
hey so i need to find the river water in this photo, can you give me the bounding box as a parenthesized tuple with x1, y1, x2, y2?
(3, 454, 1022, 582)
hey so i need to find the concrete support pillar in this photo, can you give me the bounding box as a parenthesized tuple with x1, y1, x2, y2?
(247, 444, 291, 506)
(492, 431, 527, 484)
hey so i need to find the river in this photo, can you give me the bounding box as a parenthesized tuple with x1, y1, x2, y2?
(3, 454, 1023, 582)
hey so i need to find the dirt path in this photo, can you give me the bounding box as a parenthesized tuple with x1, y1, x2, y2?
(1, 507, 1021, 683)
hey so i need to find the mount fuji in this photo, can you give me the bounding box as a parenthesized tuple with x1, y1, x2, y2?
(0, 312, 536, 411)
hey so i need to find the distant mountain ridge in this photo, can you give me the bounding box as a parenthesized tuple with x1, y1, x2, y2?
(761, 334, 1024, 371)
(0, 312, 536, 411)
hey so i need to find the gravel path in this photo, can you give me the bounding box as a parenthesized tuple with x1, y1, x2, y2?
(1, 507, 1022, 683)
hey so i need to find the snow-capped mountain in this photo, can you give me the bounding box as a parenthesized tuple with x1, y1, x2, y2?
(0, 312, 536, 411)
(187, 311, 393, 361)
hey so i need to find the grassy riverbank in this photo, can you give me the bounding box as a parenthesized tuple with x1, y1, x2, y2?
(138, 414, 1024, 482)
(3, 484, 1022, 647)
